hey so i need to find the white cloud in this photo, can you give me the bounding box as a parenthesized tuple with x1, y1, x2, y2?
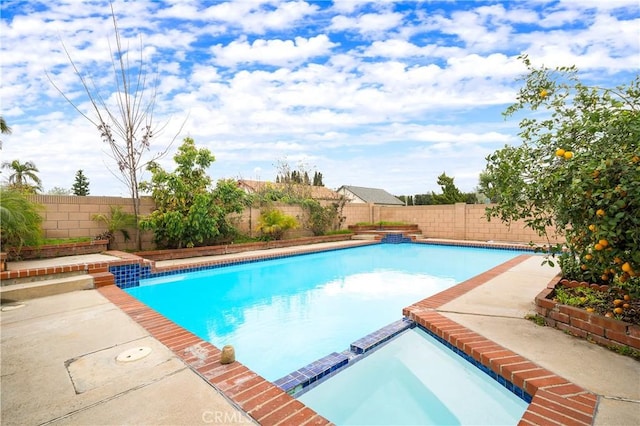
(204, 0, 318, 34)
(211, 34, 337, 67)
(330, 11, 405, 36)
(1, 0, 638, 197)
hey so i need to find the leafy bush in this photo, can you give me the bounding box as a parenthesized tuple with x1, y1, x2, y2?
(139, 137, 249, 249)
(480, 55, 639, 291)
(256, 209, 298, 240)
(0, 188, 43, 252)
(92, 205, 137, 248)
(302, 199, 343, 236)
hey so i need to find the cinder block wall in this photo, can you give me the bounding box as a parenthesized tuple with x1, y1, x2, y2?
(25, 196, 564, 251)
(349, 203, 562, 244)
(27, 195, 155, 250)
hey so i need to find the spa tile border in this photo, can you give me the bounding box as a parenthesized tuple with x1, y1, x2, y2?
(97, 285, 331, 426)
(403, 254, 598, 426)
(274, 318, 413, 396)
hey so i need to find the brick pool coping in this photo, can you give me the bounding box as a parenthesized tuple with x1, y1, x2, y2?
(5, 241, 599, 424)
(403, 255, 598, 426)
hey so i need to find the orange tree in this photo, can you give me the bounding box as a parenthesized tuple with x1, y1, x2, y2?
(480, 55, 639, 291)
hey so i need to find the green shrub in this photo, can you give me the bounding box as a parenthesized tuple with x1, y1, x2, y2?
(256, 209, 298, 240)
(92, 205, 136, 248)
(0, 188, 43, 252)
(139, 138, 248, 249)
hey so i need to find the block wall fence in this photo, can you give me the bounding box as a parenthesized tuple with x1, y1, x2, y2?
(27, 195, 563, 251)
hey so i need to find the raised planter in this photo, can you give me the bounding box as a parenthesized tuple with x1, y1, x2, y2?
(6, 239, 110, 261)
(535, 276, 640, 351)
(134, 234, 355, 262)
(348, 224, 419, 232)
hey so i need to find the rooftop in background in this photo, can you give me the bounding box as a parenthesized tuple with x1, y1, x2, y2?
(237, 179, 342, 201)
(337, 185, 405, 205)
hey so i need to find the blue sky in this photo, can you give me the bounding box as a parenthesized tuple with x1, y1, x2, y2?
(1, 0, 639, 197)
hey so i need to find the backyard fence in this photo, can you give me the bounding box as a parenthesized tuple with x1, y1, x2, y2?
(27, 195, 563, 251)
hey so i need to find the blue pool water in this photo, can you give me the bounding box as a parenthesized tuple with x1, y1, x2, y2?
(298, 327, 529, 425)
(126, 243, 523, 381)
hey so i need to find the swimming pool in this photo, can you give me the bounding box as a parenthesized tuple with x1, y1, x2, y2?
(298, 327, 529, 425)
(126, 243, 523, 381)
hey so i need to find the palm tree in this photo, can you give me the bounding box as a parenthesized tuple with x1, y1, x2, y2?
(0, 116, 10, 134)
(0, 115, 11, 149)
(1, 159, 43, 193)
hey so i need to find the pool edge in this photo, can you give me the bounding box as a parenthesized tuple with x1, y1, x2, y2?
(403, 253, 598, 426)
(101, 245, 598, 426)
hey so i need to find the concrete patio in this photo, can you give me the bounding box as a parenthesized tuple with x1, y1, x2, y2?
(1, 244, 639, 425)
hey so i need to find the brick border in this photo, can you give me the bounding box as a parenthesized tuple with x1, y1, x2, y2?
(4, 243, 601, 424)
(404, 254, 598, 425)
(134, 234, 354, 261)
(98, 285, 330, 426)
(535, 276, 640, 351)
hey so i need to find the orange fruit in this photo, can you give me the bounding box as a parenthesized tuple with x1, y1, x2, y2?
(601, 273, 609, 281)
(555, 148, 566, 157)
(563, 151, 573, 159)
(598, 239, 608, 247)
(585, 254, 593, 261)
(622, 262, 632, 273)
(594, 243, 604, 251)
(613, 257, 622, 264)
(632, 155, 640, 163)
(596, 209, 605, 217)
(588, 224, 596, 232)
(580, 264, 588, 271)
(613, 299, 623, 307)
(623, 304, 630, 309)
(605, 312, 613, 318)
(540, 89, 549, 98)
(623, 294, 631, 301)
(613, 307, 623, 315)
(586, 307, 595, 313)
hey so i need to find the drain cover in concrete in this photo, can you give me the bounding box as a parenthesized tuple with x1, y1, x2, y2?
(65, 337, 181, 394)
(116, 346, 152, 363)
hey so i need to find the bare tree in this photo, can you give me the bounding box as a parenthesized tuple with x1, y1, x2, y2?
(47, 3, 182, 249)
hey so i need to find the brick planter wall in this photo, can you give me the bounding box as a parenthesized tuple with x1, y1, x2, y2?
(134, 234, 354, 261)
(6, 239, 110, 261)
(535, 276, 640, 351)
(348, 224, 419, 232)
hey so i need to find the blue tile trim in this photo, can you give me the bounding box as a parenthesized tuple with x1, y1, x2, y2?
(109, 263, 151, 289)
(273, 352, 349, 395)
(111, 244, 374, 289)
(276, 317, 532, 405)
(415, 239, 537, 252)
(112, 240, 535, 289)
(380, 233, 413, 244)
(275, 319, 415, 396)
(350, 318, 414, 354)
(415, 324, 533, 404)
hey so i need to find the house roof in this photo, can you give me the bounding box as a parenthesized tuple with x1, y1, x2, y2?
(238, 179, 342, 200)
(338, 185, 404, 205)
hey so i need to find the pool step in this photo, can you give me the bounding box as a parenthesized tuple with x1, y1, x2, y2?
(0, 275, 94, 302)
